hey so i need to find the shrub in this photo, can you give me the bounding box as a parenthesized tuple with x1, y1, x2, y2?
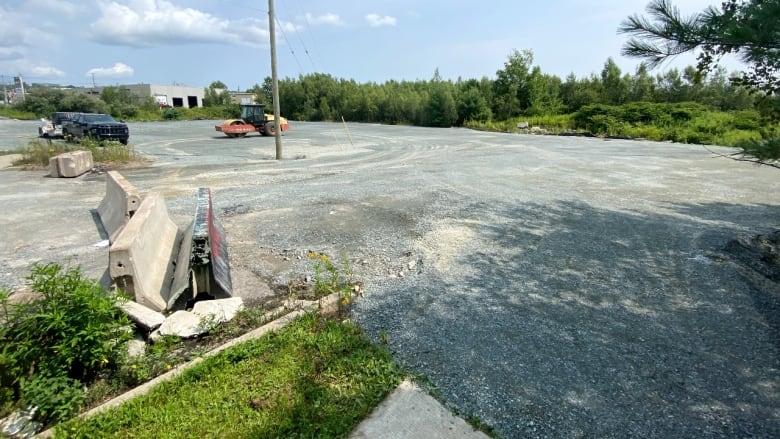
(0, 263, 132, 422)
(20, 375, 84, 424)
(162, 107, 180, 120)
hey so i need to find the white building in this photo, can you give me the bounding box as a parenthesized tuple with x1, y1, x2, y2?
(77, 84, 205, 108)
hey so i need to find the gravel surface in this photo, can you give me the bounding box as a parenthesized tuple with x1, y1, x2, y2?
(1, 119, 778, 437)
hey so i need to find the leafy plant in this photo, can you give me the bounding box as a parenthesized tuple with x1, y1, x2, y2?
(0, 263, 132, 422)
(308, 251, 355, 306)
(20, 375, 84, 424)
(161, 107, 180, 120)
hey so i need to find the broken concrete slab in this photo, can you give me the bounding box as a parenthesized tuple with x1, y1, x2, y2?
(98, 171, 141, 243)
(48, 150, 93, 178)
(154, 310, 209, 339)
(192, 297, 244, 325)
(109, 192, 178, 312)
(118, 300, 166, 332)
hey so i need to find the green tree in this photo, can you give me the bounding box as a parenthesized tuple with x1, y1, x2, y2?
(457, 80, 492, 124)
(620, 0, 780, 165)
(203, 80, 232, 107)
(600, 58, 630, 105)
(60, 93, 108, 113)
(620, 0, 779, 94)
(12, 87, 66, 117)
(493, 49, 534, 119)
(630, 63, 656, 101)
(526, 67, 564, 115)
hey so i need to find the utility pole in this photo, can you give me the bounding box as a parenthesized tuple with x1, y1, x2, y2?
(18, 74, 25, 100)
(269, 0, 282, 159)
(1, 75, 7, 105)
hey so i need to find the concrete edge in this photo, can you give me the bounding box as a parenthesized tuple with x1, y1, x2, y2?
(349, 379, 492, 439)
(35, 293, 341, 438)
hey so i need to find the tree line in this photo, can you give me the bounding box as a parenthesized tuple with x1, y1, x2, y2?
(238, 51, 760, 128)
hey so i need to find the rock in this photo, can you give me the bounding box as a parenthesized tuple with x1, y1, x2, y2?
(118, 300, 166, 332)
(192, 297, 244, 325)
(125, 336, 146, 359)
(407, 260, 417, 270)
(156, 310, 208, 338)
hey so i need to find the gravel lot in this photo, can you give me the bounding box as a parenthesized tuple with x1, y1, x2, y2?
(1, 119, 779, 437)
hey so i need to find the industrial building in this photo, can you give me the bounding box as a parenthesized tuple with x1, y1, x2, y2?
(77, 84, 205, 108)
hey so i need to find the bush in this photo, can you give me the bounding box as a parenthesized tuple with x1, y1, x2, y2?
(20, 375, 84, 424)
(162, 107, 180, 120)
(0, 263, 132, 422)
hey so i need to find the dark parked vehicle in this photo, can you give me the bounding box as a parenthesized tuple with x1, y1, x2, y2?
(62, 113, 129, 145)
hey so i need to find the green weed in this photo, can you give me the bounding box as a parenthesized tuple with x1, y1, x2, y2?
(0, 263, 133, 424)
(308, 251, 355, 307)
(14, 138, 136, 167)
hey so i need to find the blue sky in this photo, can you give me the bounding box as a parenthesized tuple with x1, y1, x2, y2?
(0, 0, 740, 90)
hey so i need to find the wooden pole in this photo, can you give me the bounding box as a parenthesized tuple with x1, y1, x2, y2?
(269, 0, 282, 159)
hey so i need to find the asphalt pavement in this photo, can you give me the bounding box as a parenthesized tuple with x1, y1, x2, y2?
(1, 119, 778, 437)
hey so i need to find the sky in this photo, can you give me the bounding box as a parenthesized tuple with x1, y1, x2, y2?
(0, 0, 744, 91)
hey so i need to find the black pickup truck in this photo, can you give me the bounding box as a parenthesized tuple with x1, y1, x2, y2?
(62, 113, 130, 145)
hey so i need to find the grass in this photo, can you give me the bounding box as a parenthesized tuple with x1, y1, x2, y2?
(12, 138, 138, 168)
(56, 314, 404, 438)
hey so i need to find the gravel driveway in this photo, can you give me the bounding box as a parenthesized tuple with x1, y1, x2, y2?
(1, 119, 778, 437)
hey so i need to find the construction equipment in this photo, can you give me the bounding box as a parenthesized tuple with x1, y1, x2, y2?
(214, 103, 289, 138)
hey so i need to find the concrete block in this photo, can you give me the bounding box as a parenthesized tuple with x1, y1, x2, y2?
(192, 297, 244, 325)
(118, 300, 166, 332)
(110, 193, 178, 312)
(97, 171, 141, 243)
(156, 310, 208, 338)
(48, 150, 93, 178)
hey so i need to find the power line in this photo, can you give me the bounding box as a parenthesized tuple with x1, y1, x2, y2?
(275, 15, 304, 74)
(281, 0, 317, 71)
(289, 0, 321, 70)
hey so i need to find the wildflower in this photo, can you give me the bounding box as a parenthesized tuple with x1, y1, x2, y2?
(165, 364, 172, 370)
(130, 364, 137, 369)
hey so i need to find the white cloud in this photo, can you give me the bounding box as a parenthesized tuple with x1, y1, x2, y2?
(304, 12, 344, 26)
(365, 14, 396, 27)
(90, 0, 271, 47)
(30, 65, 66, 78)
(87, 62, 134, 78)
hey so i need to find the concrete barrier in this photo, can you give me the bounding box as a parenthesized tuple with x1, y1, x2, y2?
(97, 171, 141, 242)
(109, 192, 179, 312)
(48, 150, 93, 177)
